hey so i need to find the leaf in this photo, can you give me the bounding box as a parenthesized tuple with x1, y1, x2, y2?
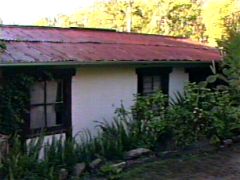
(198, 81, 208, 87)
(206, 75, 218, 83)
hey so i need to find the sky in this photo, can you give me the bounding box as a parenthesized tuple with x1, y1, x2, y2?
(0, 0, 99, 25)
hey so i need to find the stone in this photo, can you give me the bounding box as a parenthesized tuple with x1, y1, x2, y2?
(124, 148, 151, 160)
(111, 162, 127, 169)
(59, 168, 68, 180)
(219, 145, 225, 149)
(73, 163, 86, 177)
(223, 139, 233, 147)
(89, 158, 102, 169)
(232, 135, 240, 143)
(160, 150, 179, 159)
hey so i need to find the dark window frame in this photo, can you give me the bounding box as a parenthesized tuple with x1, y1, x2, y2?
(136, 67, 172, 95)
(22, 68, 75, 139)
(185, 67, 213, 83)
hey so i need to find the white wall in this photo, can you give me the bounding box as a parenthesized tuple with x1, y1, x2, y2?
(169, 67, 189, 101)
(72, 66, 137, 137)
(71, 66, 189, 138)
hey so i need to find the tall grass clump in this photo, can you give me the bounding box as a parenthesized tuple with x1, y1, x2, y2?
(2, 83, 240, 178)
(94, 107, 140, 159)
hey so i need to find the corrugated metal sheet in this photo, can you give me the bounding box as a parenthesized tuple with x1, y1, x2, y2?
(0, 25, 222, 64)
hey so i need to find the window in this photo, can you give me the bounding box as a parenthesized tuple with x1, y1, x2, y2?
(30, 80, 64, 130)
(142, 75, 162, 95)
(186, 67, 225, 88)
(137, 68, 172, 96)
(24, 69, 75, 138)
(186, 67, 213, 83)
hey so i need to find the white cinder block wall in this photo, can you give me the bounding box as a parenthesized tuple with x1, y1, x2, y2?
(169, 67, 189, 101)
(71, 66, 189, 137)
(72, 66, 138, 137)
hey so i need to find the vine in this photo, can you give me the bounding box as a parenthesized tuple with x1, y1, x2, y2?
(0, 70, 54, 136)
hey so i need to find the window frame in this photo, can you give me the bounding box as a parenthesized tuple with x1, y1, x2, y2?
(136, 67, 172, 96)
(185, 67, 213, 83)
(24, 69, 75, 138)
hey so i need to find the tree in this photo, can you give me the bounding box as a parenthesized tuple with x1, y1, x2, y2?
(35, 0, 240, 44)
(201, 0, 239, 45)
(217, 11, 240, 92)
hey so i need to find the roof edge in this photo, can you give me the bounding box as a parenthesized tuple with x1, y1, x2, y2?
(0, 60, 218, 67)
(0, 24, 117, 32)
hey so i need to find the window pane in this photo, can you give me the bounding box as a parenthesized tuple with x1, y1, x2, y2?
(46, 81, 57, 103)
(47, 81, 63, 103)
(143, 76, 153, 94)
(142, 75, 161, 95)
(46, 105, 57, 127)
(30, 82, 44, 104)
(30, 106, 45, 129)
(153, 76, 161, 91)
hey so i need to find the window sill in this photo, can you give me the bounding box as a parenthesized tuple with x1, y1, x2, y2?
(25, 126, 69, 138)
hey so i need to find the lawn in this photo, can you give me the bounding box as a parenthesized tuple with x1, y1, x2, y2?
(120, 144, 240, 180)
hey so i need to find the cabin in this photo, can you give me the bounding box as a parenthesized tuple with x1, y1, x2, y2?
(0, 25, 222, 140)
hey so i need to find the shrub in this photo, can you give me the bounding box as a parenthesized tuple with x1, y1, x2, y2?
(0, 135, 56, 179)
(131, 92, 172, 149)
(169, 83, 240, 147)
(2, 83, 240, 178)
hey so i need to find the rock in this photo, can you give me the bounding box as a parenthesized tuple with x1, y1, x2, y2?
(124, 148, 151, 160)
(89, 158, 102, 169)
(59, 168, 68, 180)
(223, 139, 233, 147)
(232, 135, 240, 143)
(219, 145, 225, 149)
(159, 150, 179, 159)
(73, 163, 86, 177)
(111, 162, 127, 169)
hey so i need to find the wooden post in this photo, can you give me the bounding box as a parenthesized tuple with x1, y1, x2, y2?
(0, 134, 9, 163)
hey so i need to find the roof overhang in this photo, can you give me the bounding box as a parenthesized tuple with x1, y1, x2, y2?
(0, 60, 218, 68)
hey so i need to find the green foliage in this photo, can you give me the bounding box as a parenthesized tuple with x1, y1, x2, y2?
(100, 164, 123, 180)
(43, 136, 80, 174)
(2, 81, 240, 178)
(0, 73, 35, 135)
(215, 11, 240, 100)
(0, 135, 57, 179)
(169, 83, 240, 146)
(35, 0, 240, 45)
(36, 0, 205, 41)
(201, 0, 238, 45)
(132, 92, 171, 148)
(95, 118, 135, 159)
(0, 41, 6, 50)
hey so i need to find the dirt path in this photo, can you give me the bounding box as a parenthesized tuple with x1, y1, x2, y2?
(120, 144, 240, 180)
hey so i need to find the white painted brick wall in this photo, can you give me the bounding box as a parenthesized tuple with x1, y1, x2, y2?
(71, 66, 138, 137)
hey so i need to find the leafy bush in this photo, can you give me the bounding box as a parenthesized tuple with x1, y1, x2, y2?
(2, 83, 240, 179)
(169, 83, 240, 147)
(0, 135, 56, 179)
(131, 92, 172, 149)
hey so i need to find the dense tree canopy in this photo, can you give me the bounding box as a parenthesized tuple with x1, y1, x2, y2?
(35, 0, 240, 45)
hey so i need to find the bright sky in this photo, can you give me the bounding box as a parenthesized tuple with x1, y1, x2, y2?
(0, 0, 98, 25)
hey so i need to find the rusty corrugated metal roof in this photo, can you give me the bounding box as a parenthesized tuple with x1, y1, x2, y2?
(0, 25, 222, 65)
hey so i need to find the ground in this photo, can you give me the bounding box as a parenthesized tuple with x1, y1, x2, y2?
(120, 144, 240, 180)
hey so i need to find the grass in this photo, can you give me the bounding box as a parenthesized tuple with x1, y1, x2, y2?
(120, 144, 240, 179)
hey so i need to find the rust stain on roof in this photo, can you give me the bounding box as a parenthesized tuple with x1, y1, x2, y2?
(0, 25, 222, 65)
